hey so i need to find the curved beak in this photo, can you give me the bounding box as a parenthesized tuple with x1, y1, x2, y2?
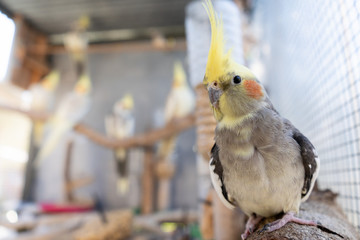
(208, 85, 223, 109)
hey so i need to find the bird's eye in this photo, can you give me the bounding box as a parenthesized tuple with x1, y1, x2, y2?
(232, 75, 242, 85)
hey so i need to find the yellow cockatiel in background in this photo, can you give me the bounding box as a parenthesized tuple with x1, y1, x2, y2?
(158, 61, 195, 161)
(105, 94, 135, 194)
(156, 61, 195, 210)
(34, 73, 92, 168)
(29, 70, 60, 146)
(203, 1, 319, 239)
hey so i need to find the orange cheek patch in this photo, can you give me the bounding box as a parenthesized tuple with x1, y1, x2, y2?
(243, 80, 264, 99)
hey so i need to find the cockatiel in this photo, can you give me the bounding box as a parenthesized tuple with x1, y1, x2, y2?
(156, 61, 195, 210)
(105, 94, 135, 194)
(34, 73, 91, 168)
(203, 1, 319, 239)
(64, 15, 90, 75)
(158, 61, 195, 160)
(29, 70, 60, 146)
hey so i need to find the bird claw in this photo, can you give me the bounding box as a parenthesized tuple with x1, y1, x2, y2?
(241, 232, 249, 240)
(259, 224, 270, 233)
(242, 214, 263, 239)
(241, 227, 255, 239)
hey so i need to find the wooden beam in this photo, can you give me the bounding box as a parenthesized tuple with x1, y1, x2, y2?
(48, 39, 187, 55)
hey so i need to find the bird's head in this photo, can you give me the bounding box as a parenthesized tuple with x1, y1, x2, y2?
(41, 70, 60, 91)
(115, 94, 134, 113)
(74, 73, 91, 95)
(172, 61, 187, 88)
(203, 0, 266, 124)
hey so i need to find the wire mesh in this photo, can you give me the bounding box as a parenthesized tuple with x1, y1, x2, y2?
(254, 0, 360, 231)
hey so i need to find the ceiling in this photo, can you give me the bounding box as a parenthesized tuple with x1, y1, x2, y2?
(0, 0, 193, 37)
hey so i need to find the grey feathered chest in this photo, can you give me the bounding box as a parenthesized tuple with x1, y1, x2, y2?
(211, 106, 318, 217)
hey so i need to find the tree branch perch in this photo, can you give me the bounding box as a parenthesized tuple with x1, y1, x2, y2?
(0, 103, 195, 149)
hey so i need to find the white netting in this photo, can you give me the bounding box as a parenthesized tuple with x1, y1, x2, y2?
(254, 0, 360, 231)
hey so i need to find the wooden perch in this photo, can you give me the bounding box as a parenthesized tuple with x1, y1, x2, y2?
(0, 103, 195, 149)
(247, 189, 360, 240)
(74, 114, 195, 149)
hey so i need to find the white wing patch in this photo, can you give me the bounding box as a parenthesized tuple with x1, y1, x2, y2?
(209, 158, 236, 210)
(301, 149, 320, 202)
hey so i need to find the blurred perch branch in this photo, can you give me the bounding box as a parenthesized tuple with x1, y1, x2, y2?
(0, 103, 195, 149)
(74, 114, 195, 148)
(247, 189, 360, 240)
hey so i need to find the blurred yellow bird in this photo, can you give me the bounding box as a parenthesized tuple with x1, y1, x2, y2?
(105, 94, 135, 194)
(29, 70, 60, 146)
(158, 61, 195, 161)
(34, 74, 91, 168)
(156, 61, 195, 210)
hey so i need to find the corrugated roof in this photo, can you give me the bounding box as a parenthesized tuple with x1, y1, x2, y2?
(0, 0, 192, 35)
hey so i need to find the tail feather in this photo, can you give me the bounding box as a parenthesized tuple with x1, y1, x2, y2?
(117, 177, 129, 194)
(115, 151, 129, 194)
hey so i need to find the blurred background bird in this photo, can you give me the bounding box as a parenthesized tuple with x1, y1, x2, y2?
(156, 61, 195, 210)
(34, 73, 92, 168)
(28, 70, 60, 147)
(64, 15, 90, 77)
(105, 94, 135, 194)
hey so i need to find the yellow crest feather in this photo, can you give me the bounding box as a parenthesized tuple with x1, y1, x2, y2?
(74, 73, 91, 94)
(203, 0, 230, 85)
(41, 70, 60, 90)
(120, 93, 134, 110)
(173, 61, 186, 86)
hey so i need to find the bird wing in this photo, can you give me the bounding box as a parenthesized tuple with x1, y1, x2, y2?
(266, 98, 319, 201)
(291, 129, 320, 201)
(209, 143, 236, 209)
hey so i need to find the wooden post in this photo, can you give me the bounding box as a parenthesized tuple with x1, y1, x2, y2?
(9, 15, 49, 89)
(155, 154, 175, 211)
(64, 141, 74, 202)
(157, 180, 170, 211)
(141, 147, 154, 214)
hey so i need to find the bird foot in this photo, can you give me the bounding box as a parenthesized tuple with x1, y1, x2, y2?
(259, 212, 317, 233)
(241, 214, 263, 239)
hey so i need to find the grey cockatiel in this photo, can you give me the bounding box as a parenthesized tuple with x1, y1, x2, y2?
(105, 94, 135, 194)
(203, 1, 320, 239)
